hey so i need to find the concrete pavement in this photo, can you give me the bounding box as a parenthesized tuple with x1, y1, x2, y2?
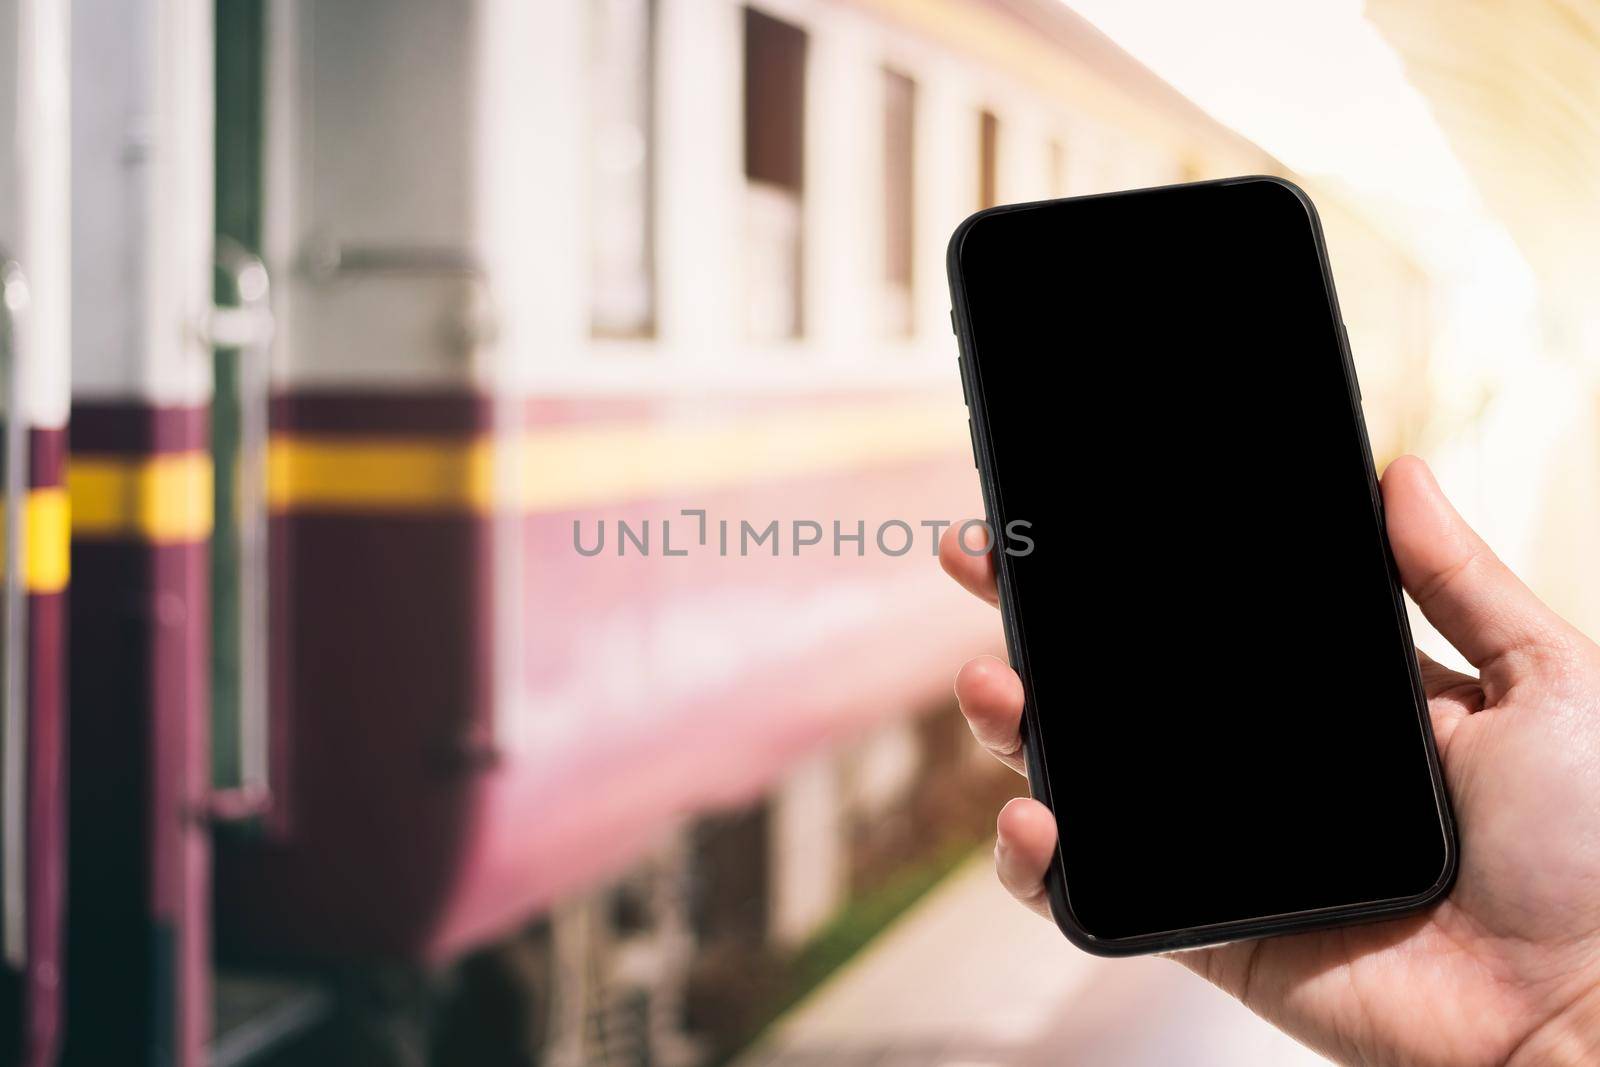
(740, 851, 1330, 1066)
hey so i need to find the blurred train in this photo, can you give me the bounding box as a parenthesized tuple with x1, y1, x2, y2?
(0, 0, 1433, 1064)
(0, 1, 69, 1065)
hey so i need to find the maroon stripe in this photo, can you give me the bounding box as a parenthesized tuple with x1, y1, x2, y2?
(518, 388, 955, 427)
(271, 390, 494, 437)
(268, 386, 955, 437)
(65, 402, 208, 1061)
(70, 403, 208, 455)
(66, 543, 155, 1055)
(150, 540, 210, 1063)
(65, 535, 209, 1063)
(218, 509, 491, 960)
(23, 591, 65, 1067)
(27, 428, 66, 489)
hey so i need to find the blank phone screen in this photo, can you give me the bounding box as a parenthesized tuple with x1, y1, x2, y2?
(953, 178, 1451, 944)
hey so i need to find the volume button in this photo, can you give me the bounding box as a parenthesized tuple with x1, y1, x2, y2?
(967, 418, 979, 467)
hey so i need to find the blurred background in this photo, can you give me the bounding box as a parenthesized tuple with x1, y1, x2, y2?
(0, 0, 1596, 1064)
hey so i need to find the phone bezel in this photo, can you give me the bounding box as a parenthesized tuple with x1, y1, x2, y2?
(945, 175, 1459, 956)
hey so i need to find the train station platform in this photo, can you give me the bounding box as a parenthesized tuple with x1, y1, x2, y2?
(739, 850, 1330, 1067)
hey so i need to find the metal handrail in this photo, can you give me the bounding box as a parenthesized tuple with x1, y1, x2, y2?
(301, 239, 499, 350)
(0, 254, 29, 967)
(206, 240, 275, 821)
(303, 241, 483, 280)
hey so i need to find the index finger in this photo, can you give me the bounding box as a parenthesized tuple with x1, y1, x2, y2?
(939, 520, 999, 606)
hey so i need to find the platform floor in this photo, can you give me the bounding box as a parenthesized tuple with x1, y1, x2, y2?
(739, 851, 1330, 1067)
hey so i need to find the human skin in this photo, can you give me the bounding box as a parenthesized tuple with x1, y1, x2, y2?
(938, 455, 1600, 1066)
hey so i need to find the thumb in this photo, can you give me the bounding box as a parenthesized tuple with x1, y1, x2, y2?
(1382, 455, 1575, 688)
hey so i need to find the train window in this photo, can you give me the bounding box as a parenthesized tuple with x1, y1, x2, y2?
(883, 68, 916, 338)
(743, 8, 808, 341)
(979, 109, 1000, 209)
(590, 0, 657, 339)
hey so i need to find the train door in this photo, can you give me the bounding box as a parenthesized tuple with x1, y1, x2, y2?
(0, 2, 70, 1064)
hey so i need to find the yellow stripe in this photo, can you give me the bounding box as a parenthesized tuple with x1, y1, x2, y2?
(267, 438, 493, 512)
(514, 398, 960, 511)
(0, 489, 72, 593)
(268, 398, 966, 515)
(24, 488, 70, 593)
(69, 453, 214, 542)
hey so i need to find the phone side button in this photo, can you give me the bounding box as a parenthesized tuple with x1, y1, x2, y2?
(958, 357, 970, 405)
(967, 418, 979, 467)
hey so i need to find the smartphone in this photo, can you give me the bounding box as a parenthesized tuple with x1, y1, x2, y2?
(947, 176, 1457, 955)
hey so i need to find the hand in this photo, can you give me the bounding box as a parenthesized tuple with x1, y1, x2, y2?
(939, 455, 1600, 1066)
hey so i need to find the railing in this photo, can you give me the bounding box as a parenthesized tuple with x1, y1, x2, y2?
(302, 239, 498, 352)
(205, 241, 275, 820)
(0, 253, 29, 968)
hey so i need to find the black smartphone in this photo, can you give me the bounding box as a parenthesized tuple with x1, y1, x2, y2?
(947, 176, 1457, 955)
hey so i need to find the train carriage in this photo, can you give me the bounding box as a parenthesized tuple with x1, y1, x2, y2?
(213, 0, 1002, 961)
(0, 2, 69, 1064)
(47, 0, 1437, 1064)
